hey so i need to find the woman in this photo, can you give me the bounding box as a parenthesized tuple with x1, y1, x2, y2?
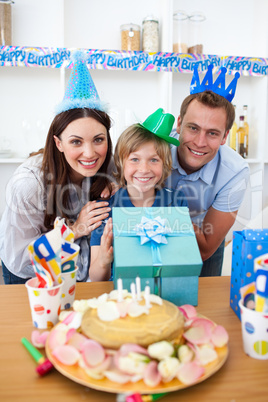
(0, 52, 114, 284)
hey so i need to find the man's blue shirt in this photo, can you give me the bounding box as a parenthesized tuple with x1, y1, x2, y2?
(167, 133, 250, 227)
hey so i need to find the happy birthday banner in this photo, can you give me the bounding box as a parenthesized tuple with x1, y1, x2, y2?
(1, 46, 268, 76)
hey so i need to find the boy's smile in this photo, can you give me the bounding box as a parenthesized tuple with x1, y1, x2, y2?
(124, 142, 163, 202)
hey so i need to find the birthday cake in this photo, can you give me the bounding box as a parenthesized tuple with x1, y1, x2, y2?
(46, 282, 229, 389)
(80, 289, 185, 349)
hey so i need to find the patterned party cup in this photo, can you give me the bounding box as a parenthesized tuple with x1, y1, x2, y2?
(60, 266, 78, 310)
(25, 277, 64, 329)
(239, 300, 268, 360)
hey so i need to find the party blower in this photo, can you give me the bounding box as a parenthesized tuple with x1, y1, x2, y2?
(21, 337, 54, 376)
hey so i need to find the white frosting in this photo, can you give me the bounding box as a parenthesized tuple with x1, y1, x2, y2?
(73, 290, 163, 321)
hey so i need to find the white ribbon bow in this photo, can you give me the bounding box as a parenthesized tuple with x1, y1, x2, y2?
(134, 216, 171, 245)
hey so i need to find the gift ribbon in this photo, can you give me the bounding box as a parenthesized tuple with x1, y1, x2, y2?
(134, 215, 172, 267)
(114, 212, 194, 271)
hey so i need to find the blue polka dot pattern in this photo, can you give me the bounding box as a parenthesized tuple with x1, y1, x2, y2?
(230, 230, 268, 319)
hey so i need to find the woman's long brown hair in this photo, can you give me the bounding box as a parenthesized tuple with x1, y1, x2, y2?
(36, 108, 112, 230)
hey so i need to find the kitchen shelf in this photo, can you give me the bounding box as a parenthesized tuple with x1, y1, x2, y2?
(245, 159, 263, 164)
(1, 46, 268, 77)
(0, 158, 26, 164)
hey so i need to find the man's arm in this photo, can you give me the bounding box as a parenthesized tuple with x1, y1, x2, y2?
(193, 207, 237, 261)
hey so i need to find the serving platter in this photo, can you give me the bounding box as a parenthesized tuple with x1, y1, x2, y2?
(46, 316, 228, 394)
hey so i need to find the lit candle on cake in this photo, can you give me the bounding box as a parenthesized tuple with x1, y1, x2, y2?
(136, 276, 142, 300)
(117, 278, 123, 302)
(144, 285, 151, 308)
(131, 282, 136, 301)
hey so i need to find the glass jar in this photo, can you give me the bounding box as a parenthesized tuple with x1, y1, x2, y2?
(188, 12, 206, 54)
(120, 23, 141, 51)
(173, 10, 189, 53)
(142, 16, 159, 53)
(0, 0, 14, 46)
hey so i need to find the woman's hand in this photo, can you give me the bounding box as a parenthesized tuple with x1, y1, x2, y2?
(70, 200, 111, 240)
(101, 182, 120, 198)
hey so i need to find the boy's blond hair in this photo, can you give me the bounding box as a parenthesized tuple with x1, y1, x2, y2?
(114, 124, 172, 188)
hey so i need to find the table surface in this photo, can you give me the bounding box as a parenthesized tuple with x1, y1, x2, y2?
(0, 277, 267, 402)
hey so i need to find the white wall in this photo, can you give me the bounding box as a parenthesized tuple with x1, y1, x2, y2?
(1, 0, 268, 232)
(173, 0, 268, 57)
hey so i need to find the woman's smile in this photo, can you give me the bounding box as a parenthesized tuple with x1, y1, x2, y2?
(54, 117, 108, 184)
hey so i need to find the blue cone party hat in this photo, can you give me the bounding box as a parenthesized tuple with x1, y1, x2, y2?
(55, 50, 107, 115)
(190, 63, 240, 103)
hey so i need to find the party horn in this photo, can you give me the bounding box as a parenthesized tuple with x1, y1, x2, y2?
(21, 337, 53, 376)
(126, 393, 168, 402)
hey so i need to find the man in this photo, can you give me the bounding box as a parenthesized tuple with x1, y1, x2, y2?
(168, 66, 249, 276)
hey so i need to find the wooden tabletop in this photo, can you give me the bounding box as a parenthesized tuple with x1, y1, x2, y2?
(0, 277, 267, 402)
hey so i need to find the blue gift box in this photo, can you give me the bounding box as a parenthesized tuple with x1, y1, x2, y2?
(230, 229, 268, 319)
(112, 206, 202, 306)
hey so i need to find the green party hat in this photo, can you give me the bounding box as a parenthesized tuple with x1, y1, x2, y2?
(140, 108, 179, 146)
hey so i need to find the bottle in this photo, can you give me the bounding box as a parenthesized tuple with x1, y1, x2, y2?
(243, 105, 249, 157)
(229, 105, 237, 152)
(237, 115, 247, 158)
(142, 16, 159, 53)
